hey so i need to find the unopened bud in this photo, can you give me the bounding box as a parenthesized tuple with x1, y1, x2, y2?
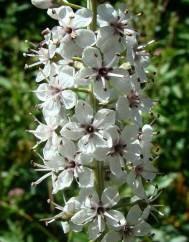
(31, 0, 58, 9)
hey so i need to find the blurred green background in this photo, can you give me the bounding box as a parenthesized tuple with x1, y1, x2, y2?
(0, 0, 189, 241)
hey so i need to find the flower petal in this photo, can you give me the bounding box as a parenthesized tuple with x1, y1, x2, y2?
(82, 47, 102, 68)
(75, 100, 93, 124)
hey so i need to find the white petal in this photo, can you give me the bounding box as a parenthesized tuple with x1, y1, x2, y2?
(78, 167, 94, 188)
(59, 66, 75, 88)
(35, 83, 48, 101)
(71, 208, 96, 225)
(109, 156, 124, 177)
(121, 125, 139, 143)
(61, 90, 77, 109)
(116, 96, 132, 120)
(78, 134, 96, 153)
(142, 162, 158, 181)
(102, 231, 121, 242)
(102, 187, 120, 207)
(96, 26, 125, 53)
(60, 39, 82, 59)
(126, 204, 142, 225)
(75, 100, 93, 124)
(58, 6, 74, 26)
(105, 210, 125, 227)
(126, 170, 147, 199)
(82, 47, 102, 68)
(76, 67, 96, 82)
(133, 221, 151, 236)
(76, 29, 96, 49)
(97, 3, 117, 24)
(93, 109, 115, 129)
(58, 139, 76, 159)
(88, 218, 105, 241)
(61, 122, 84, 140)
(93, 81, 111, 103)
(72, 8, 92, 28)
(54, 170, 73, 192)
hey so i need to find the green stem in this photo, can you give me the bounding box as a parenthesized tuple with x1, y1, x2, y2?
(57, 0, 81, 9)
(71, 87, 91, 94)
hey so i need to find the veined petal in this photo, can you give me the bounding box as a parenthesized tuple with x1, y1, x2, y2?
(53, 169, 74, 192)
(76, 29, 96, 49)
(97, 3, 117, 24)
(71, 208, 96, 225)
(61, 122, 84, 140)
(126, 170, 147, 199)
(97, 26, 125, 53)
(58, 6, 74, 27)
(75, 100, 93, 124)
(126, 204, 142, 225)
(60, 39, 82, 59)
(105, 210, 125, 227)
(61, 90, 77, 109)
(72, 8, 93, 28)
(93, 109, 115, 129)
(133, 221, 151, 236)
(59, 66, 75, 88)
(82, 47, 102, 68)
(35, 83, 48, 101)
(102, 187, 120, 208)
(88, 218, 105, 241)
(121, 125, 139, 143)
(116, 96, 132, 120)
(78, 167, 94, 188)
(93, 81, 111, 103)
(102, 231, 121, 242)
(78, 134, 96, 154)
(109, 156, 124, 177)
(58, 139, 76, 160)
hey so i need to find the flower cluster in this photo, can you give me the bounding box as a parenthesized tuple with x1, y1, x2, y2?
(26, 1, 162, 241)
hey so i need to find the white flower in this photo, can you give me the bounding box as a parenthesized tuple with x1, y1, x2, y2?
(102, 205, 151, 242)
(31, 0, 56, 9)
(71, 187, 125, 240)
(139, 124, 153, 154)
(35, 65, 77, 115)
(61, 100, 115, 153)
(49, 6, 96, 59)
(116, 76, 153, 126)
(52, 140, 95, 193)
(24, 35, 57, 82)
(95, 125, 141, 177)
(96, 3, 136, 53)
(127, 41, 154, 82)
(29, 110, 60, 148)
(76, 47, 129, 102)
(126, 158, 158, 198)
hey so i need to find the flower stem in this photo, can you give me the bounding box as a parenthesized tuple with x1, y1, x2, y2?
(88, 0, 104, 199)
(57, 0, 81, 9)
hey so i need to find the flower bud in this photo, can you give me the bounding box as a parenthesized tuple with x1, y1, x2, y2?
(31, 0, 58, 9)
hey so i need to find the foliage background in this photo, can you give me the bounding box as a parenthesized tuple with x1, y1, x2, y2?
(0, 0, 189, 241)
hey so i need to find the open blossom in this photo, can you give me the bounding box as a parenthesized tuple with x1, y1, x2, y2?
(71, 187, 124, 240)
(61, 100, 115, 153)
(97, 3, 136, 54)
(76, 46, 130, 102)
(28, 1, 161, 241)
(102, 205, 151, 242)
(35, 65, 77, 114)
(95, 125, 141, 177)
(116, 75, 153, 126)
(48, 6, 96, 59)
